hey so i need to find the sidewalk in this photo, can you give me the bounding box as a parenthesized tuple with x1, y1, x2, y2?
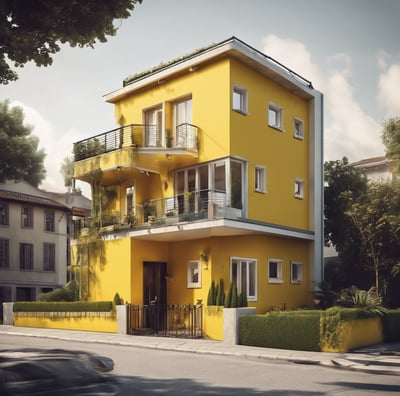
(1, 325, 399, 376)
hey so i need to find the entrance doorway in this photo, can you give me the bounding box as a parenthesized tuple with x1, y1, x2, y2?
(143, 262, 167, 332)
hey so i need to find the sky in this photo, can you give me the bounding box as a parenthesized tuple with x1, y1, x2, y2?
(1, 0, 400, 196)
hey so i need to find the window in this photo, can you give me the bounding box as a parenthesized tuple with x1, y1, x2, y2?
(268, 259, 283, 283)
(294, 179, 305, 199)
(231, 257, 257, 301)
(44, 210, 55, 232)
(0, 202, 9, 226)
(232, 85, 248, 114)
(43, 243, 55, 272)
(268, 102, 283, 130)
(0, 239, 9, 268)
(174, 97, 193, 148)
(145, 106, 163, 147)
(294, 117, 304, 139)
(255, 166, 266, 193)
(187, 260, 201, 288)
(21, 206, 33, 228)
(291, 261, 303, 283)
(20, 243, 33, 270)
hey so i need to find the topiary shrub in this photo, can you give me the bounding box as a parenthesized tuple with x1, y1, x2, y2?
(38, 280, 79, 302)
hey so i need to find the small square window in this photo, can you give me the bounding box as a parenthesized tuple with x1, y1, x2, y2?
(0, 202, 9, 226)
(268, 102, 283, 130)
(232, 85, 248, 114)
(294, 118, 304, 139)
(21, 206, 33, 228)
(187, 260, 201, 288)
(44, 210, 55, 232)
(268, 259, 283, 283)
(255, 166, 266, 193)
(291, 261, 303, 283)
(294, 179, 305, 199)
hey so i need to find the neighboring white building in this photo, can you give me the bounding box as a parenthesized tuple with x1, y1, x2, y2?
(0, 181, 70, 307)
(351, 156, 392, 182)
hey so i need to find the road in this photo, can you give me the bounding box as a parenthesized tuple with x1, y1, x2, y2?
(1, 334, 399, 395)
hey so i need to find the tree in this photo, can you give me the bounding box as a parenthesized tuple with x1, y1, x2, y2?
(381, 117, 400, 177)
(60, 156, 74, 188)
(345, 181, 400, 305)
(0, 100, 46, 186)
(324, 157, 370, 288)
(0, 0, 142, 84)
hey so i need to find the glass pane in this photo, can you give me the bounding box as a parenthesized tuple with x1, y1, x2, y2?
(249, 261, 256, 296)
(233, 91, 241, 110)
(241, 263, 246, 295)
(269, 262, 277, 278)
(231, 260, 238, 283)
(231, 160, 242, 209)
(214, 163, 226, 192)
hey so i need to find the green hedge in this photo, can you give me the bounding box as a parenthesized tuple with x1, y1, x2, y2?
(13, 301, 113, 313)
(239, 311, 321, 352)
(382, 309, 400, 342)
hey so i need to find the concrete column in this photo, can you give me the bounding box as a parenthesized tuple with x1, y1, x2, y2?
(223, 307, 256, 345)
(3, 302, 14, 325)
(116, 304, 128, 334)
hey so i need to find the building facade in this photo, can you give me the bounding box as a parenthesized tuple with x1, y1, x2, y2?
(0, 181, 70, 309)
(73, 37, 323, 337)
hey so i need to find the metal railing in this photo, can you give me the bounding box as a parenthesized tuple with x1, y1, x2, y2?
(74, 123, 198, 161)
(128, 303, 203, 338)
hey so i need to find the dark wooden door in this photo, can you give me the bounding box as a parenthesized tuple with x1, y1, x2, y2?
(143, 262, 167, 332)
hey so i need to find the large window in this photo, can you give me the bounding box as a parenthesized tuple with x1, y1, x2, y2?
(0, 202, 9, 226)
(43, 243, 55, 272)
(174, 97, 194, 148)
(232, 85, 248, 114)
(21, 206, 33, 228)
(268, 259, 283, 283)
(0, 238, 9, 268)
(44, 210, 55, 232)
(20, 243, 33, 270)
(231, 257, 257, 301)
(144, 105, 162, 147)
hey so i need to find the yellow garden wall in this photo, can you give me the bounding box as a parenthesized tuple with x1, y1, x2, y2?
(14, 314, 117, 333)
(203, 306, 224, 340)
(321, 317, 383, 353)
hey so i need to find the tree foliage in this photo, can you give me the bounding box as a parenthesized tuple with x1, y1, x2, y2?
(0, 0, 142, 84)
(60, 156, 74, 187)
(382, 117, 400, 177)
(0, 100, 46, 186)
(345, 181, 400, 302)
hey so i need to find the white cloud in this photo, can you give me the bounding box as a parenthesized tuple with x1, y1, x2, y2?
(10, 101, 90, 197)
(377, 63, 400, 116)
(262, 35, 384, 162)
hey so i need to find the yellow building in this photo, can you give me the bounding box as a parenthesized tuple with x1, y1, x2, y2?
(73, 37, 323, 338)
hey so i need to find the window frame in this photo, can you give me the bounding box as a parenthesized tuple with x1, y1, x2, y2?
(230, 257, 257, 301)
(268, 102, 283, 130)
(255, 165, 267, 193)
(20, 243, 34, 270)
(294, 117, 304, 140)
(21, 206, 33, 228)
(268, 259, 283, 284)
(44, 209, 55, 232)
(291, 261, 303, 284)
(43, 243, 56, 272)
(0, 202, 9, 226)
(187, 260, 201, 288)
(0, 238, 9, 268)
(294, 178, 305, 199)
(232, 85, 248, 115)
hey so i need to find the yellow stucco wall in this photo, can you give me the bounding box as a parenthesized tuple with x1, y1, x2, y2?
(14, 315, 117, 333)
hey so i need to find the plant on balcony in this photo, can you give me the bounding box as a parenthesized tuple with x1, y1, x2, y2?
(165, 129, 173, 148)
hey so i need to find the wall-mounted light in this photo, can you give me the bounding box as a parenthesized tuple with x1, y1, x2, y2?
(165, 274, 173, 283)
(166, 154, 172, 160)
(200, 253, 209, 270)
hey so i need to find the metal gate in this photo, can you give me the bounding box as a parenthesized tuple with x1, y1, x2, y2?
(128, 302, 203, 338)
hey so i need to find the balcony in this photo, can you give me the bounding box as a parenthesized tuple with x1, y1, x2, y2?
(73, 123, 198, 162)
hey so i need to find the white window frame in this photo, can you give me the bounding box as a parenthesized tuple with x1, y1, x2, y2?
(268, 102, 283, 130)
(268, 259, 283, 283)
(187, 260, 201, 288)
(291, 261, 303, 284)
(232, 85, 248, 114)
(294, 178, 305, 199)
(294, 117, 304, 140)
(230, 257, 257, 301)
(255, 165, 266, 193)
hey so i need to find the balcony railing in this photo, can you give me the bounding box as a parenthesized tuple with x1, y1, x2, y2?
(73, 123, 198, 161)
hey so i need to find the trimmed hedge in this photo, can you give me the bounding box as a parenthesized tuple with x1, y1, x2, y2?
(240, 311, 321, 352)
(13, 301, 113, 313)
(382, 309, 400, 342)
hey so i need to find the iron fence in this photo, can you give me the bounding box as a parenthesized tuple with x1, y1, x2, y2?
(128, 303, 203, 338)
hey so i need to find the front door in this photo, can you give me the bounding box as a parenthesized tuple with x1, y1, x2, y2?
(143, 262, 167, 332)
